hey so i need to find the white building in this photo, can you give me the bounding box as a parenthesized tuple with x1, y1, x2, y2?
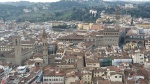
(43, 76, 64, 84)
(112, 59, 132, 66)
(89, 9, 97, 17)
(132, 52, 145, 64)
(125, 4, 134, 8)
(17, 66, 27, 74)
(110, 73, 122, 82)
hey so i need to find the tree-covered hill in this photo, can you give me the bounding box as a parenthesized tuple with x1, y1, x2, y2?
(0, 1, 150, 22)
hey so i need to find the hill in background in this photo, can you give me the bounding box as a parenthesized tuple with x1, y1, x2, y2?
(0, 1, 150, 22)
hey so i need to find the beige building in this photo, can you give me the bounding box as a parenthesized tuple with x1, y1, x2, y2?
(50, 21, 66, 27)
(110, 73, 122, 82)
(93, 68, 106, 77)
(43, 66, 65, 84)
(102, 28, 120, 46)
(56, 48, 65, 56)
(0, 44, 13, 51)
(135, 23, 150, 28)
(77, 23, 91, 30)
(57, 34, 84, 43)
(145, 37, 150, 47)
(82, 72, 92, 84)
(65, 70, 80, 84)
(132, 52, 145, 64)
(144, 61, 150, 70)
(123, 42, 137, 50)
(57, 63, 76, 69)
(86, 62, 100, 68)
(84, 28, 123, 46)
(77, 23, 103, 30)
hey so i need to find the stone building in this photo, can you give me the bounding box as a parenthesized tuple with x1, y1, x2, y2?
(125, 29, 145, 47)
(57, 34, 84, 44)
(102, 28, 120, 46)
(0, 36, 33, 65)
(0, 29, 52, 66)
(84, 28, 123, 46)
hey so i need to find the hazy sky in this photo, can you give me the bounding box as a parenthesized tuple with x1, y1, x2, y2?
(0, 0, 60, 2)
(0, 0, 149, 2)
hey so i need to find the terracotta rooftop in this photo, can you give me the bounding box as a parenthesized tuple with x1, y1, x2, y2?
(43, 66, 65, 76)
(58, 34, 84, 40)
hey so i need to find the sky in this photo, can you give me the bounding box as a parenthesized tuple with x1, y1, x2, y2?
(0, 0, 60, 2)
(0, 0, 149, 2)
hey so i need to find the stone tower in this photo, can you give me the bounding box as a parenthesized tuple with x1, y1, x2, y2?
(115, 5, 121, 29)
(131, 17, 134, 26)
(14, 36, 22, 65)
(42, 28, 49, 65)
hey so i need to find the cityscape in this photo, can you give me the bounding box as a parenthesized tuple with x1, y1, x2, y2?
(0, 0, 150, 84)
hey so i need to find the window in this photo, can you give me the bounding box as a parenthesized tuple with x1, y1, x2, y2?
(119, 76, 122, 78)
(115, 76, 117, 78)
(140, 62, 143, 63)
(44, 79, 48, 81)
(140, 58, 143, 60)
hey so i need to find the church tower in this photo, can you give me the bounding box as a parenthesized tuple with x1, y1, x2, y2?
(42, 28, 49, 65)
(14, 36, 22, 65)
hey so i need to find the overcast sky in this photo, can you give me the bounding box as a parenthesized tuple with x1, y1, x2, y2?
(0, 0, 149, 2)
(0, 0, 60, 2)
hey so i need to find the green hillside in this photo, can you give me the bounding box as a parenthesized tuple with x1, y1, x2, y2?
(0, 1, 150, 22)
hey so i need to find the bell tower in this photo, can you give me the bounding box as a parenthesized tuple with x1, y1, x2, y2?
(42, 28, 49, 65)
(14, 36, 22, 65)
